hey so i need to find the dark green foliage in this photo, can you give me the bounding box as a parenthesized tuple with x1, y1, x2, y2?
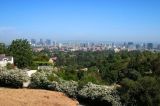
(53, 50, 160, 105)
(6, 63, 15, 69)
(152, 56, 160, 76)
(118, 69, 141, 81)
(0, 43, 6, 54)
(78, 70, 104, 87)
(57, 69, 78, 81)
(119, 77, 160, 106)
(33, 52, 49, 62)
(8, 39, 33, 68)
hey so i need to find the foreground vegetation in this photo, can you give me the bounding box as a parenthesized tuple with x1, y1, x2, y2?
(0, 39, 160, 106)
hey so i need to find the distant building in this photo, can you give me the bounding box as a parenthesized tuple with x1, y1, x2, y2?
(58, 43, 62, 48)
(157, 44, 160, 50)
(123, 42, 127, 48)
(147, 43, 153, 50)
(31, 39, 36, 46)
(39, 39, 44, 46)
(45, 39, 51, 46)
(0, 54, 14, 67)
(127, 42, 134, 48)
(127, 42, 135, 50)
(136, 44, 141, 50)
(53, 41, 56, 47)
(48, 57, 57, 64)
(142, 43, 146, 49)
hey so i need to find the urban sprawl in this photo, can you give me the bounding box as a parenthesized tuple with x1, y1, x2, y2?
(30, 39, 160, 52)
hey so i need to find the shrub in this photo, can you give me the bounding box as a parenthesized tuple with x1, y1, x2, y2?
(0, 69, 29, 88)
(119, 77, 160, 106)
(78, 82, 121, 106)
(29, 71, 51, 89)
(6, 63, 15, 69)
(48, 79, 78, 98)
(58, 80, 78, 98)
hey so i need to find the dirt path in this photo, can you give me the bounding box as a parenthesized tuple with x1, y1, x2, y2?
(23, 70, 37, 87)
(0, 88, 79, 106)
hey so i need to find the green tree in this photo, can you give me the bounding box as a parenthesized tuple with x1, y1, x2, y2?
(0, 43, 6, 54)
(119, 77, 160, 106)
(8, 39, 33, 68)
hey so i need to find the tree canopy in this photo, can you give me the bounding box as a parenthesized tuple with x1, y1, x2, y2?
(8, 39, 33, 68)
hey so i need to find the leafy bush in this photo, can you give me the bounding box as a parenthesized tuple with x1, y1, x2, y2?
(6, 63, 15, 69)
(119, 77, 160, 106)
(78, 71, 105, 88)
(30, 71, 52, 89)
(48, 79, 78, 98)
(58, 80, 78, 98)
(30, 70, 78, 98)
(0, 69, 29, 88)
(78, 82, 121, 106)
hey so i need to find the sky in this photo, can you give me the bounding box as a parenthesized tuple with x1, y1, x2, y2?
(0, 0, 160, 43)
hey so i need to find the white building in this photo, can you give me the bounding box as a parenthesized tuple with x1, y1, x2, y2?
(0, 54, 14, 67)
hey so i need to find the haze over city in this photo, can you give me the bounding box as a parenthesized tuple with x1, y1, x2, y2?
(0, 0, 160, 43)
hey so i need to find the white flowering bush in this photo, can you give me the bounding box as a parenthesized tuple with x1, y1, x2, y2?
(30, 71, 52, 89)
(78, 82, 122, 106)
(59, 80, 78, 98)
(29, 71, 121, 105)
(0, 69, 29, 88)
(48, 79, 78, 98)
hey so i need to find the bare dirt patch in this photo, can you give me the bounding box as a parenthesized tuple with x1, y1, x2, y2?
(0, 88, 78, 106)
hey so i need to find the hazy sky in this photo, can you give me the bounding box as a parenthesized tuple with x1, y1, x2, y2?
(0, 0, 160, 43)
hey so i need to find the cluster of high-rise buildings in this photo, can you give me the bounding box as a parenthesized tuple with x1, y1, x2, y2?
(30, 39, 160, 52)
(30, 39, 53, 46)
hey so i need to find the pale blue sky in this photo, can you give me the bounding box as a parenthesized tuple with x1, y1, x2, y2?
(0, 0, 160, 43)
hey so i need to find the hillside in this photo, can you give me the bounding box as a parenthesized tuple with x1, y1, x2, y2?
(0, 88, 79, 106)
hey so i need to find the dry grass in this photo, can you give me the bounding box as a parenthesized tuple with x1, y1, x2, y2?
(0, 88, 78, 106)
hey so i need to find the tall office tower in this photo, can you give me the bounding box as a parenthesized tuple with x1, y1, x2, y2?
(123, 42, 127, 48)
(31, 39, 36, 45)
(53, 41, 56, 47)
(127, 42, 134, 49)
(136, 44, 141, 50)
(127, 42, 136, 50)
(142, 43, 146, 49)
(90, 42, 95, 47)
(58, 43, 62, 48)
(147, 43, 153, 50)
(87, 42, 90, 48)
(45, 39, 51, 46)
(83, 43, 88, 47)
(39, 39, 44, 46)
(157, 44, 160, 50)
(112, 42, 115, 48)
(128, 42, 134, 46)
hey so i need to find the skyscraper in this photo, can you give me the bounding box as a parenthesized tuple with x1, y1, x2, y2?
(45, 39, 51, 46)
(147, 43, 153, 50)
(39, 39, 44, 46)
(53, 41, 56, 47)
(31, 39, 36, 45)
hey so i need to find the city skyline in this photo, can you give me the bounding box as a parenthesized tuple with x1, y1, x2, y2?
(0, 0, 160, 43)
